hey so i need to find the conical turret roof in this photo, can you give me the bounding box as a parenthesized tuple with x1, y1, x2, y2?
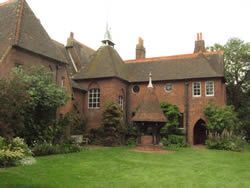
(73, 45, 128, 81)
(132, 86, 167, 123)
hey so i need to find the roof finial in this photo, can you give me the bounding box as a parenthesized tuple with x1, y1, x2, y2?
(147, 72, 153, 88)
(102, 23, 115, 47)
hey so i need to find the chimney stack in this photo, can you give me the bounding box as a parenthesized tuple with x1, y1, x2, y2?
(66, 32, 74, 47)
(194, 32, 206, 53)
(136, 37, 146, 59)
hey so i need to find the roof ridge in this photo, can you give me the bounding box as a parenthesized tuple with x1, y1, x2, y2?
(107, 46, 119, 77)
(14, 0, 25, 45)
(73, 38, 95, 52)
(125, 51, 223, 63)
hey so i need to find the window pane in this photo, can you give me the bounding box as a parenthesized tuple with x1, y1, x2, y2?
(88, 88, 100, 108)
(193, 82, 201, 96)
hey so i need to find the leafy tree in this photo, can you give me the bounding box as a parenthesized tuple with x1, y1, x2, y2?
(208, 38, 250, 140)
(0, 67, 68, 144)
(208, 38, 250, 109)
(0, 75, 30, 138)
(160, 102, 180, 135)
(204, 104, 240, 135)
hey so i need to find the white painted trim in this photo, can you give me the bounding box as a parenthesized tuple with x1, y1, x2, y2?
(68, 51, 78, 72)
(88, 88, 100, 109)
(205, 81, 214, 96)
(192, 81, 201, 97)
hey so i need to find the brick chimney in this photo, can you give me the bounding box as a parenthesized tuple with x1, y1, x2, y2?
(194, 32, 206, 53)
(66, 32, 74, 47)
(136, 37, 146, 59)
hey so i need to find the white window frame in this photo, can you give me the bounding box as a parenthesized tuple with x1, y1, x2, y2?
(205, 81, 214, 96)
(88, 88, 100, 109)
(192, 81, 201, 97)
(118, 96, 124, 110)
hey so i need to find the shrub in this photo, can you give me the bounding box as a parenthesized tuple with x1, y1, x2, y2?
(160, 102, 181, 135)
(206, 132, 247, 152)
(92, 102, 126, 146)
(162, 135, 187, 148)
(127, 137, 136, 146)
(204, 104, 240, 135)
(0, 137, 32, 167)
(32, 143, 81, 156)
(0, 149, 25, 167)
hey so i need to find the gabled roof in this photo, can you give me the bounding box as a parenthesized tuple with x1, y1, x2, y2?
(125, 52, 224, 82)
(66, 35, 95, 74)
(73, 45, 128, 81)
(132, 87, 167, 122)
(0, 0, 67, 63)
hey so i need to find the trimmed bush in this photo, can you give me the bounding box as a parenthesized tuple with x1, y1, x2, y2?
(206, 132, 246, 152)
(162, 135, 187, 148)
(127, 137, 136, 146)
(32, 143, 81, 156)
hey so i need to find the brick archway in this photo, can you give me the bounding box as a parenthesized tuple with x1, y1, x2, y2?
(193, 119, 207, 145)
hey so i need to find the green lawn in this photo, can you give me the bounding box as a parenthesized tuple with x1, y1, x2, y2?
(1, 146, 250, 188)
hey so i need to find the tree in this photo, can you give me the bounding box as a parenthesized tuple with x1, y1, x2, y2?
(160, 102, 180, 135)
(204, 104, 240, 135)
(0, 75, 30, 138)
(208, 38, 250, 109)
(0, 67, 68, 144)
(208, 38, 250, 140)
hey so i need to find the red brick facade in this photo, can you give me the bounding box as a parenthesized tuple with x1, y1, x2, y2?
(128, 78, 226, 144)
(0, 0, 226, 145)
(75, 78, 128, 130)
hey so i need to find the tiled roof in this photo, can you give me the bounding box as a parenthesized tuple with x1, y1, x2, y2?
(132, 87, 167, 122)
(66, 37, 95, 74)
(73, 48, 224, 82)
(0, 0, 67, 63)
(73, 45, 128, 81)
(126, 53, 224, 82)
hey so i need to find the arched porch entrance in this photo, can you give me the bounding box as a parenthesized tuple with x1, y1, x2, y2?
(193, 119, 207, 145)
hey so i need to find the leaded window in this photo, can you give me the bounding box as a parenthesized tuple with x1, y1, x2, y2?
(193, 82, 201, 97)
(205, 81, 214, 96)
(88, 88, 100, 108)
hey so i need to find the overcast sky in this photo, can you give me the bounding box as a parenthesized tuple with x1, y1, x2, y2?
(1, 0, 250, 60)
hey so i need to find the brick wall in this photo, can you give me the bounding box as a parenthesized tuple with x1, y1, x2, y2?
(0, 47, 73, 116)
(75, 78, 128, 130)
(128, 78, 226, 144)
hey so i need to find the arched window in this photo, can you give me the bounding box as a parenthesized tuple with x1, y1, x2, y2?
(118, 95, 124, 110)
(88, 88, 100, 109)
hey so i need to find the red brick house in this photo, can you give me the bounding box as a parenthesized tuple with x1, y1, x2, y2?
(0, 0, 226, 145)
(72, 31, 226, 145)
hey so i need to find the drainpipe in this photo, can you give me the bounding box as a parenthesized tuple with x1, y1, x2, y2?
(125, 83, 130, 126)
(184, 81, 189, 144)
